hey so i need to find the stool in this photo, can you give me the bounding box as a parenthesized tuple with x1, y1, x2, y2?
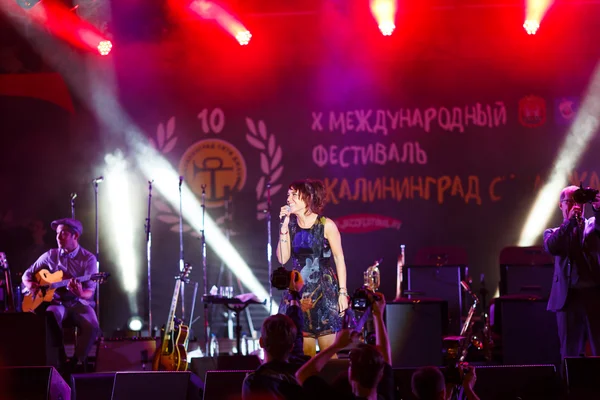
(62, 321, 79, 358)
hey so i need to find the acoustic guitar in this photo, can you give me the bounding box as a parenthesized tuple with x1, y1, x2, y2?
(152, 263, 192, 372)
(22, 269, 110, 312)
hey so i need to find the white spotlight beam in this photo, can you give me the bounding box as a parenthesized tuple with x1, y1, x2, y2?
(84, 66, 272, 311)
(132, 143, 274, 310)
(104, 150, 140, 314)
(519, 62, 600, 246)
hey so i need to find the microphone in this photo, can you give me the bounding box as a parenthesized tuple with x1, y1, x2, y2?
(179, 176, 184, 188)
(280, 205, 290, 225)
(70, 193, 77, 200)
(92, 176, 104, 184)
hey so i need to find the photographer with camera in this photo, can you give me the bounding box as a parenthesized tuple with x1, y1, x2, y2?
(544, 184, 600, 361)
(411, 365, 479, 400)
(295, 292, 394, 400)
(242, 270, 309, 400)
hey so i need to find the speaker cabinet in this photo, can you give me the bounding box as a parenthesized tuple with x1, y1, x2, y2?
(0, 366, 70, 400)
(71, 373, 115, 400)
(385, 299, 447, 368)
(396, 365, 560, 400)
(95, 338, 159, 372)
(111, 371, 202, 400)
(404, 265, 466, 334)
(565, 357, 600, 399)
(494, 296, 561, 366)
(500, 264, 554, 298)
(474, 364, 560, 400)
(499, 246, 554, 298)
(0, 312, 62, 368)
(190, 355, 261, 382)
(203, 370, 252, 400)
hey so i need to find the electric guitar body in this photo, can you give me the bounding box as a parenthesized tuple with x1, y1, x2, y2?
(152, 321, 189, 371)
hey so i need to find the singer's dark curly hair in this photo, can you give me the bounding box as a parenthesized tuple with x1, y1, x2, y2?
(289, 178, 327, 215)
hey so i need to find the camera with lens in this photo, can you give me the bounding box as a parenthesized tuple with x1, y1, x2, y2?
(573, 182, 599, 204)
(351, 286, 376, 312)
(445, 361, 469, 385)
(442, 337, 469, 385)
(270, 267, 292, 290)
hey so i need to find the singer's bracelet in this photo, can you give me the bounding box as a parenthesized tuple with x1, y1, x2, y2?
(339, 292, 348, 296)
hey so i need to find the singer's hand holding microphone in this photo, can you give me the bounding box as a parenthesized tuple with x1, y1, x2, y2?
(280, 205, 291, 233)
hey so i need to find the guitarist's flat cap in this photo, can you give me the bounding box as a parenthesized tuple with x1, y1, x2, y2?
(51, 218, 83, 236)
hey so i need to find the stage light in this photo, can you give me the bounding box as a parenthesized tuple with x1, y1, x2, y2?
(97, 40, 112, 56)
(128, 316, 143, 332)
(524, 0, 553, 35)
(378, 21, 395, 36)
(523, 19, 540, 35)
(189, 0, 252, 45)
(235, 30, 251, 46)
(370, 0, 397, 37)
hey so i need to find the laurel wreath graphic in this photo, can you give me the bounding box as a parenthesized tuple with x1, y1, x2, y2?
(150, 116, 234, 236)
(245, 118, 284, 220)
(149, 116, 178, 154)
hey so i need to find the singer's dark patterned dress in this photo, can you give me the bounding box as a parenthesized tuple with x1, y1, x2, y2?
(279, 214, 342, 338)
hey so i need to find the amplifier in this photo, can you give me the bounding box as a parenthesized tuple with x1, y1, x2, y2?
(404, 264, 467, 335)
(493, 296, 561, 366)
(499, 246, 554, 298)
(500, 264, 554, 298)
(95, 337, 159, 372)
(385, 299, 447, 367)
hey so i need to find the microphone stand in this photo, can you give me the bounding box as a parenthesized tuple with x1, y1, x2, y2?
(265, 181, 273, 315)
(145, 180, 154, 336)
(200, 184, 209, 356)
(93, 178, 103, 325)
(225, 196, 257, 345)
(70, 193, 77, 219)
(215, 196, 234, 339)
(178, 177, 185, 322)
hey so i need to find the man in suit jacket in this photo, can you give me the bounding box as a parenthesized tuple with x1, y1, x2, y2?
(544, 185, 600, 361)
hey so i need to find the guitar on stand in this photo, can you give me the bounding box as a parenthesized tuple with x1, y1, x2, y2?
(152, 263, 192, 371)
(0, 252, 16, 312)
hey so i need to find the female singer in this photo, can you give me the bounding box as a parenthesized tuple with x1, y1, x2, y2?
(276, 178, 349, 357)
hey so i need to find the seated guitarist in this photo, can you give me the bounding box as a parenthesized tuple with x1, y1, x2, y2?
(22, 218, 99, 372)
